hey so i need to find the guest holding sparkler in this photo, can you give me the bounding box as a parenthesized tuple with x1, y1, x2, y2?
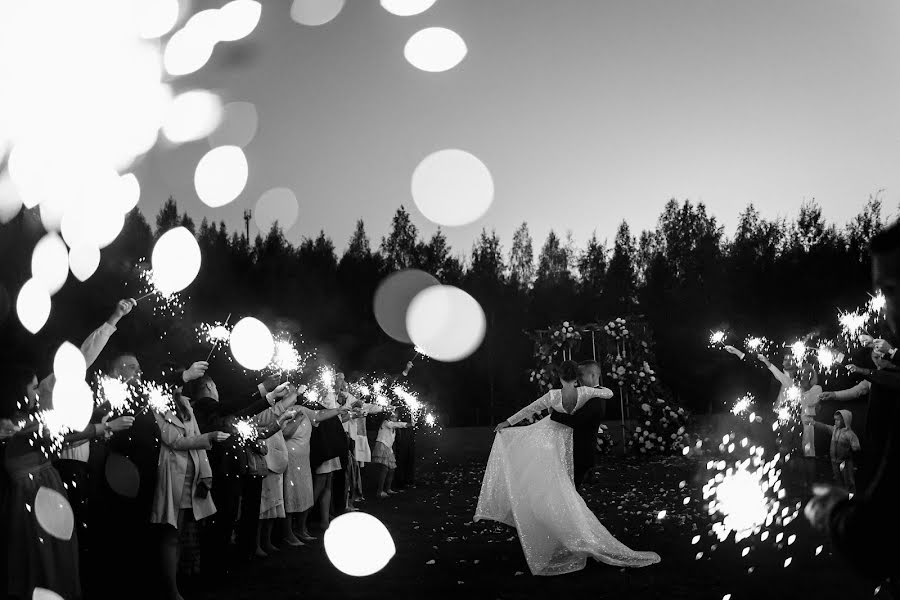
(807, 224, 900, 597)
(373, 408, 410, 499)
(1, 365, 82, 600)
(279, 388, 348, 544)
(151, 387, 229, 600)
(812, 410, 861, 492)
(309, 371, 354, 530)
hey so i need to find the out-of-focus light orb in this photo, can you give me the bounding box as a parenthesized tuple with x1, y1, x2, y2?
(7, 142, 46, 209)
(208, 101, 258, 148)
(16, 278, 51, 334)
(412, 149, 493, 227)
(218, 0, 262, 42)
(118, 173, 141, 213)
(290, 0, 345, 26)
(69, 244, 101, 282)
(53, 341, 87, 382)
(53, 377, 94, 432)
(31, 233, 69, 295)
(163, 90, 223, 144)
(0, 171, 23, 223)
(324, 512, 395, 576)
(135, 0, 181, 39)
(230, 316, 275, 370)
(105, 452, 141, 498)
(185, 8, 223, 44)
(195, 145, 248, 207)
(374, 269, 441, 344)
(404, 27, 467, 72)
(380, 0, 437, 16)
(34, 487, 74, 542)
(33, 588, 65, 600)
(406, 285, 486, 362)
(151, 226, 202, 295)
(255, 187, 299, 233)
(164, 25, 215, 76)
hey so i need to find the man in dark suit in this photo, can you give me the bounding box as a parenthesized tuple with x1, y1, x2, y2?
(550, 360, 606, 492)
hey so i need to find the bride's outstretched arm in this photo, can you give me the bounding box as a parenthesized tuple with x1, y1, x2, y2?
(586, 386, 615, 400)
(496, 392, 554, 431)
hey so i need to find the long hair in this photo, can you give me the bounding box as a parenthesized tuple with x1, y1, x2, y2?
(0, 364, 37, 419)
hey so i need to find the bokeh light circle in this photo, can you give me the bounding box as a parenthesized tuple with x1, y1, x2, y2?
(33, 588, 65, 600)
(118, 173, 141, 213)
(208, 101, 258, 148)
(217, 0, 262, 42)
(0, 171, 23, 223)
(134, 0, 180, 39)
(69, 244, 101, 282)
(290, 0, 345, 26)
(34, 487, 74, 541)
(255, 187, 299, 233)
(164, 25, 215, 76)
(404, 27, 467, 72)
(53, 341, 87, 382)
(151, 226, 202, 295)
(194, 145, 248, 207)
(53, 378, 94, 432)
(412, 149, 493, 227)
(230, 316, 275, 370)
(105, 452, 141, 498)
(324, 512, 396, 576)
(373, 269, 440, 344)
(31, 233, 69, 295)
(16, 278, 51, 334)
(163, 90, 223, 144)
(380, 0, 437, 16)
(406, 285, 486, 362)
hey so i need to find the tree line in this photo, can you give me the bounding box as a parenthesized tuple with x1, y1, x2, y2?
(0, 194, 888, 425)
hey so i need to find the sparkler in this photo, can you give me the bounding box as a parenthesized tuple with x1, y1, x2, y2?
(233, 418, 256, 446)
(744, 335, 770, 355)
(816, 345, 842, 372)
(425, 413, 436, 427)
(96, 375, 133, 414)
(789, 341, 807, 364)
(709, 330, 727, 348)
(868, 291, 886, 313)
(144, 382, 176, 414)
(198, 314, 233, 361)
(838, 310, 870, 343)
(731, 394, 755, 417)
(135, 267, 186, 317)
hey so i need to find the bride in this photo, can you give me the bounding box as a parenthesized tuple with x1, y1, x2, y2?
(474, 360, 661, 576)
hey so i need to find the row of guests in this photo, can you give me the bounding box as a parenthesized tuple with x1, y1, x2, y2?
(0, 298, 414, 600)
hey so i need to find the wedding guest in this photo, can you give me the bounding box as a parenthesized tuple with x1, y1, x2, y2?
(372, 408, 409, 498)
(187, 374, 286, 574)
(309, 383, 352, 530)
(281, 393, 347, 544)
(807, 223, 900, 597)
(1, 365, 82, 600)
(812, 410, 861, 492)
(253, 399, 297, 557)
(150, 389, 229, 600)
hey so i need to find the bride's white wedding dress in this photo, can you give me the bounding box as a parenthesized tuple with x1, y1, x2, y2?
(474, 387, 661, 576)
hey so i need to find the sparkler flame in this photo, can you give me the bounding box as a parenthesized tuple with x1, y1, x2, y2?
(425, 413, 436, 427)
(790, 341, 806, 364)
(709, 331, 726, 346)
(839, 310, 870, 340)
(145, 382, 175, 414)
(816, 345, 837, 371)
(731, 394, 754, 416)
(233, 418, 256, 445)
(270, 338, 301, 373)
(869, 291, 886, 313)
(98, 375, 132, 413)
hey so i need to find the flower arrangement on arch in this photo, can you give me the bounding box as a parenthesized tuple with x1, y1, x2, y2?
(595, 422, 616, 455)
(527, 320, 582, 391)
(603, 318, 630, 340)
(626, 398, 691, 455)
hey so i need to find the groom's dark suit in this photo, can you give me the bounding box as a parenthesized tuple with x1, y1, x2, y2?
(550, 395, 605, 490)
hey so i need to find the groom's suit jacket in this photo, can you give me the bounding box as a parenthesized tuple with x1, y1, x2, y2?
(550, 395, 605, 490)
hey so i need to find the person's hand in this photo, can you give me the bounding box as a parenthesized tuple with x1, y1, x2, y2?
(208, 431, 231, 443)
(818, 391, 836, 402)
(804, 484, 850, 532)
(846, 364, 863, 375)
(297, 384, 308, 394)
(494, 420, 511, 433)
(108, 298, 136, 326)
(182, 361, 209, 383)
(874, 339, 894, 355)
(261, 374, 281, 393)
(200, 477, 213, 490)
(272, 383, 291, 399)
(107, 416, 135, 432)
(756, 353, 770, 365)
(858, 334, 875, 348)
(724, 345, 742, 357)
(0, 418, 18, 441)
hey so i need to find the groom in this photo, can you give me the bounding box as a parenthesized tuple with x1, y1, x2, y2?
(550, 360, 606, 492)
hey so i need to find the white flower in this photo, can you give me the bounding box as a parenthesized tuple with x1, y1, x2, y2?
(617, 318, 625, 324)
(650, 376, 656, 382)
(639, 447, 646, 453)
(608, 321, 615, 328)
(635, 426, 642, 433)
(617, 367, 626, 375)
(649, 433, 657, 439)
(641, 403, 651, 412)
(645, 441, 653, 449)
(671, 433, 677, 439)
(639, 372, 646, 378)
(645, 421, 651, 426)
(623, 329, 629, 335)
(566, 333, 573, 338)
(678, 408, 684, 414)
(677, 427, 685, 435)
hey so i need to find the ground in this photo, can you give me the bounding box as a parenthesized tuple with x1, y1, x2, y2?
(186, 426, 879, 600)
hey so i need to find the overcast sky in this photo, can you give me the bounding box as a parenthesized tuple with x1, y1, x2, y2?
(136, 0, 900, 257)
